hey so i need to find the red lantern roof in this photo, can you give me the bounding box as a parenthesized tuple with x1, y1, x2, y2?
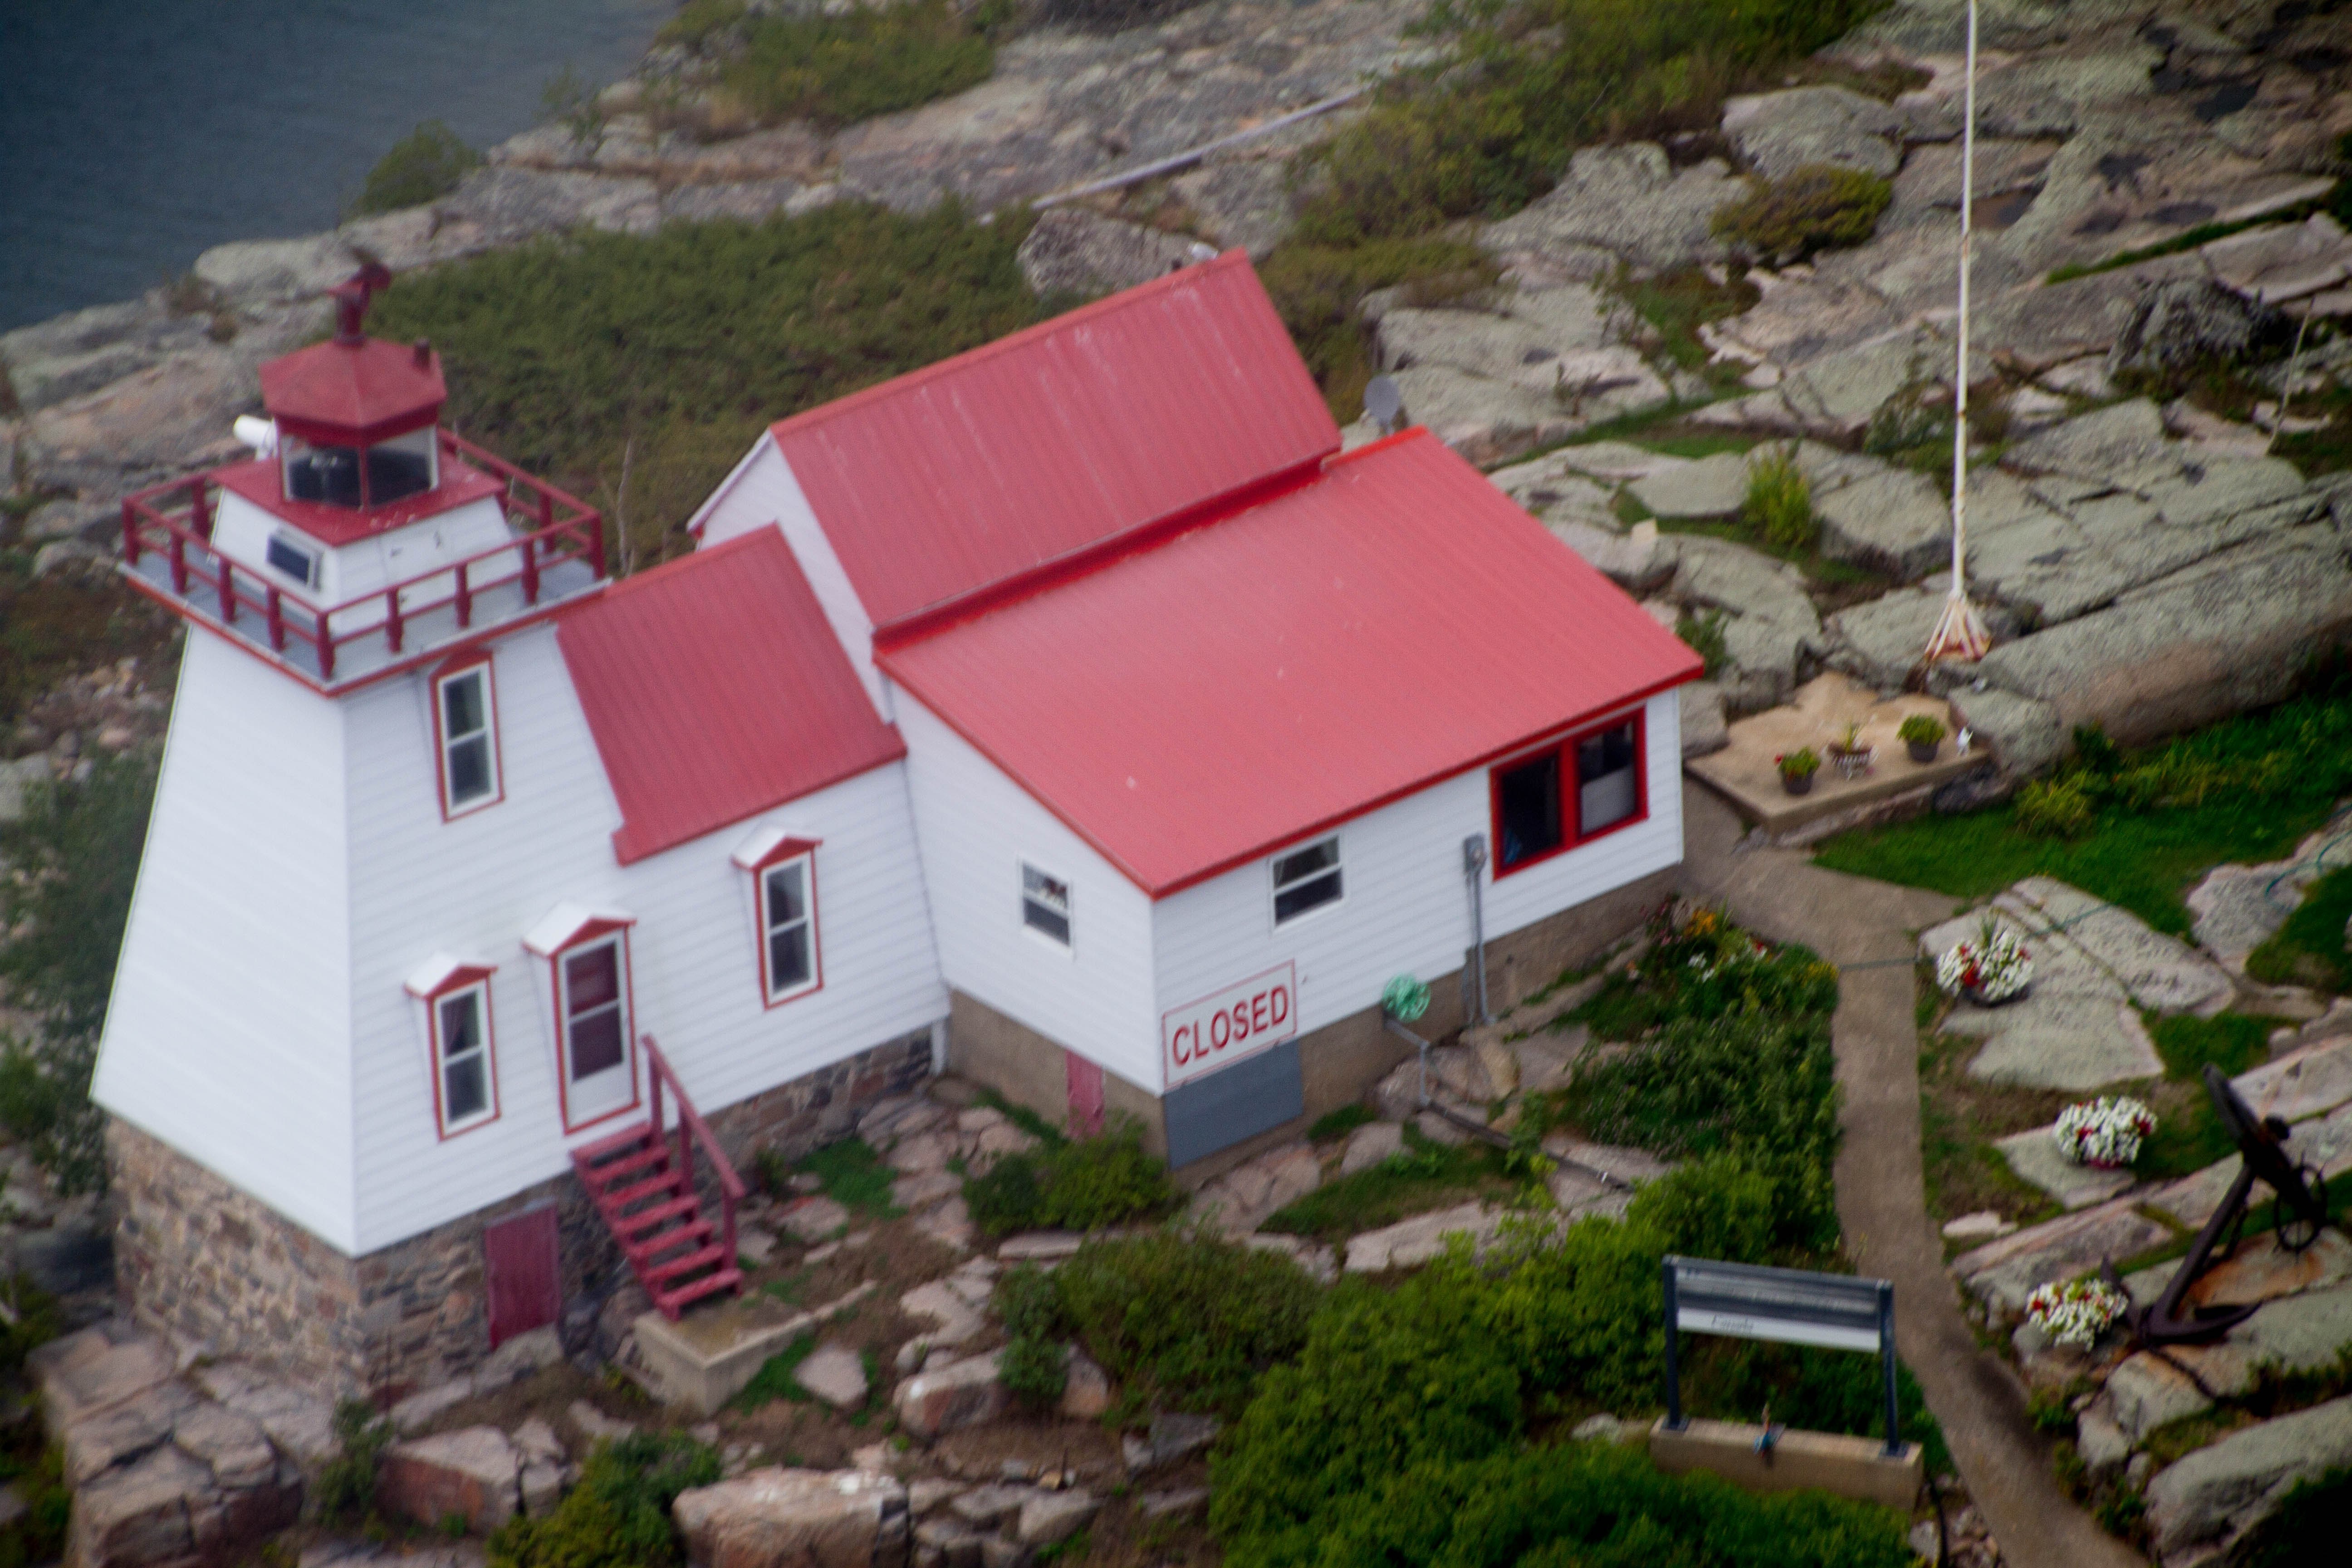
(258, 337, 447, 447)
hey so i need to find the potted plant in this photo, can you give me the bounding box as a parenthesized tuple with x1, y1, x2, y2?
(1899, 713, 1946, 764)
(1826, 719, 1874, 780)
(1936, 913, 2034, 1005)
(2053, 1097, 2157, 1169)
(1776, 747, 1819, 796)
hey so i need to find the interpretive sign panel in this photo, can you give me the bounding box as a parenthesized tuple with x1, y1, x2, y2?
(1663, 1256, 1904, 1455)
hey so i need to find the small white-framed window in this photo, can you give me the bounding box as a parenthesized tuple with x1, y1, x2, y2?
(433, 983, 498, 1134)
(265, 533, 319, 589)
(433, 660, 502, 818)
(1022, 862, 1072, 948)
(1271, 836, 1343, 926)
(760, 855, 821, 1004)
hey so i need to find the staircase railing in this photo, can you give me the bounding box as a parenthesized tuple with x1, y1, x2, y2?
(642, 1035, 743, 1276)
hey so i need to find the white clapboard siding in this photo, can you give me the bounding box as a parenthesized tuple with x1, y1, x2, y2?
(691, 436, 887, 718)
(1151, 690, 1682, 1080)
(93, 632, 363, 1249)
(891, 687, 1161, 1093)
(338, 622, 947, 1253)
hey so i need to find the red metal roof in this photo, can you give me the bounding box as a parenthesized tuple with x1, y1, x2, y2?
(760, 251, 1339, 632)
(878, 431, 1705, 896)
(259, 337, 446, 445)
(559, 530, 906, 865)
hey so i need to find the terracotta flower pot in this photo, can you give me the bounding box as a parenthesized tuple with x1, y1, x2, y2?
(1908, 739, 1940, 764)
(1780, 769, 1815, 796)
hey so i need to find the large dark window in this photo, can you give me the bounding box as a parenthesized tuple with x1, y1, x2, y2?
(1491, 711, 1646, 876)
(1495, 751, 1562, 870)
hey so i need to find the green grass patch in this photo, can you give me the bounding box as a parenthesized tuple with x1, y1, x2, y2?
(718, 0, 997, 130)
(1615, 266, 1759, 375)
(794, 1138, 902, 1220)
(1813, 685, 2352, 935)
(2247, 865, 2352, 993)
(1308, 1104, 1376, 1144)
(367, 201, 1052, 573)
(760, 1270, 811, 1304)
(2148, 1012, 2288, 1081)
(727, 1335, 818, 1411)
(1259, 1130, 1513, 1244)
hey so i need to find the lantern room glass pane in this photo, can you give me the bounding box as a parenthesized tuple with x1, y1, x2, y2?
(284, 438, 363, 507)
(366, 427, 438, 505)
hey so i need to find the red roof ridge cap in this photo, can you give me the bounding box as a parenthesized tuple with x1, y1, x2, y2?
(870, 454, 1329, 650)
(1322, 426, 1434, 470)
(766, 250, 1255, 445)
(596, 529, 772, 600)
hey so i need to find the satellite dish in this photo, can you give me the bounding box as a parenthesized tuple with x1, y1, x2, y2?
(1363, 374, 1403, 433)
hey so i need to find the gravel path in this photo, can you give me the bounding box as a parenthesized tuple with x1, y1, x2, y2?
(1677, 780, 2146, 1568)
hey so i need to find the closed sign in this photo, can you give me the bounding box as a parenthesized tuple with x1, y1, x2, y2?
(1163, 962, 1297, 1088)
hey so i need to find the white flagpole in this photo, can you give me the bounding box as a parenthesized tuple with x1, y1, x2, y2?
(1926, 0, 1992, 664)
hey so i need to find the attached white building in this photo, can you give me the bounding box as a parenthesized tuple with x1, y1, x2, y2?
(98, 256, 1698, 1394)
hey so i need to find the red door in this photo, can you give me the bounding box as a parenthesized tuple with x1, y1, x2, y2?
(484, 1205, 561, 1349)
(1065, 1051, 1105, 1138)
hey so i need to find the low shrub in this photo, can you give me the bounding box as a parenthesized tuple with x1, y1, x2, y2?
(2014, 774, 2098, 839)
(1712, 165, 1893, 266)
(994, 1264, 1068, 1409)
(1258, 1132, 1510, 1243)
(962, 1115, 1179, 1237)
(0, 1444, 69, 1568)
(721, 1, 995, 130)
(1052, 1230, 1322, 1419)
(348, 121, 481, 218)
(1675, 608, 1729, 677)
(1567, 906, 1838, 1040)
(1742, 446, 1813, 551)
(1208, 1269, 1525, 1563)
(368, 201, 1048, 574)
(1255, 235, 1491, 419)
(489, 1432, 720, 1568)
(1898, 714, 1946, 748)
(1295, 1440, 1913, 1568)
(1043, 0, 1208, 27)
(313, 1398, 393, 1529)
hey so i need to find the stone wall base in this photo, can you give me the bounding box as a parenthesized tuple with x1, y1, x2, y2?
(946, 867, 1674, 1179)
(109, 1029, 936, 1398)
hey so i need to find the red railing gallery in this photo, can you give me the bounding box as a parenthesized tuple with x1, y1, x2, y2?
(120, 430, 604, 682)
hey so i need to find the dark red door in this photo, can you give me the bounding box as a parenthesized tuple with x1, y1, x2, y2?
(1065, 1050, 1105, 1138)
(484, 1205, 561, 1349)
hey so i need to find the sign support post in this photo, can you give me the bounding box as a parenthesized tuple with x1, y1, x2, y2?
(1661, 1256, 1907, 1458)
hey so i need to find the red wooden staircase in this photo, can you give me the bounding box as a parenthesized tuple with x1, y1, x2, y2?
(571, 1036, 746, 1321)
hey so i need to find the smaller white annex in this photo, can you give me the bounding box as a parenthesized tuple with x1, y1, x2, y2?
(97, 253, 1700, 1393)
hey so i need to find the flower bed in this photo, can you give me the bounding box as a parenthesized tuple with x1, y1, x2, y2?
(2053, 1097, 2156, 1169)
(1936, 918, 2033, 1003)
(2025, 1277, 2129, 1349)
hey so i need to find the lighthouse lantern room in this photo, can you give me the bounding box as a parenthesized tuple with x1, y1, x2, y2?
(118, 265, 607, 689)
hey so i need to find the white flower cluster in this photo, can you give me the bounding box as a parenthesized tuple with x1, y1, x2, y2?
(2025, 1277, 2130, 1349)
(1936, 923, 2033, 1002)
(2053, 1097, 2157, 1168)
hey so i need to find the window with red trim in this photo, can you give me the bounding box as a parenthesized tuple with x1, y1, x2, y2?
(759, 853, 822, 1004)
(1490, 710, 1646, 876)
(432, 657, 502, 819)
(732, 834, 825, 1008)
(410, 965, 500, 1139)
